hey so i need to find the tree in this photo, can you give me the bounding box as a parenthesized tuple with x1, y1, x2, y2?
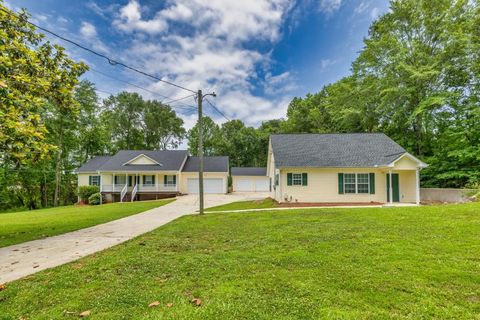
(0, 5, 87, 164)
(103, 92, 145, 151)
(143, 100, 185, 150)
(187, 116, 221, 156)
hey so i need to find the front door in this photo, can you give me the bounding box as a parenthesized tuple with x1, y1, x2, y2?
(386, 173, 400, 202)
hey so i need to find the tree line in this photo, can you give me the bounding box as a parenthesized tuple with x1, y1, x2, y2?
(1, 0, 479, 211)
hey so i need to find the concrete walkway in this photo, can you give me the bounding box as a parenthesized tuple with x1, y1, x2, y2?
(0, 193, 267, 284)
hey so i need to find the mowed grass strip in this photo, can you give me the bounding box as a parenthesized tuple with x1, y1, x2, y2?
(0, 199, 174, 248)
(1, 203, 479, 319)
(206, 198, 278, 212)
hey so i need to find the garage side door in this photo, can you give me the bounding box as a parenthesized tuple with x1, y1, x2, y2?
(187, 178, 224, 194)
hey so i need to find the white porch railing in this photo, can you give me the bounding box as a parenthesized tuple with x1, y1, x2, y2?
(131, 183, 138, 202)
(101, 184, 177, 192)
(120, 184, 128, 202)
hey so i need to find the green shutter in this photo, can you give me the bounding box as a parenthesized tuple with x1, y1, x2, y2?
(164, 175, 167, 185)
(302, 173, 308, 186)
(89, 176, 92, 185)
(338, 173, 344, 194)
(152, 175, 155, 185)
(369, 173, 375, 194)
(143, 175, 146, 184)
(287, 173, 293, 186)
(173, 175, 176, 184)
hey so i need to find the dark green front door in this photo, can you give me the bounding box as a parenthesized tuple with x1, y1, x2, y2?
(386, 173, 400, 202)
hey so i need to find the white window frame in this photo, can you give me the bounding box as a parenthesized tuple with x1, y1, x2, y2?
(143, 175, 155, 186)
(292, 173, 303, 186)
(165, 175, 175, 186)
(343, 173, 370, 194)
(90, 175, 100, 186)
(356, 173, 370, 194)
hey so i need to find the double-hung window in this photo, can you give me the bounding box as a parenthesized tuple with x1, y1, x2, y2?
(143, 175, 155, 186)
(344, 173, 369, 194)
(90, 175, 100, 186)
(114, 175, 126, 185)
(357, 174, 369, 194)
(165, 175, 176, 186)
(292, 173, 303, 186)
(344, 173, 356, 194)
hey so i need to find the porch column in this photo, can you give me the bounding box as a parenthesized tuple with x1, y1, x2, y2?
(112, 174, 114, 192)
(99, 174, 103, 205)
(415, 169, 420, 205)
(388, 170, 393, 205)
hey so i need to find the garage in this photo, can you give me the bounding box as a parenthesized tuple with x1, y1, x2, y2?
(231, 167, 270, 192)
(187, 178, 225, 194)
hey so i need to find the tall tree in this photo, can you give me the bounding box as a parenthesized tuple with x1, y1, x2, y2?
(143, 100, 185, 150)
(187, 116, 221, 156)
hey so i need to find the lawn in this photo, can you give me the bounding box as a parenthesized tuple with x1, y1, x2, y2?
(206, 197, 278, 211)
(0, 199, 174, 248)
(1, 203, 479, 319)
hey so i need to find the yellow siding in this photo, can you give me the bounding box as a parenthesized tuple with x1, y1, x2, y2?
(127, 155, 157, 165)
(179, 172, 228, 194)
(393, 156, 419, 170)
(78, 174, 91, 186)
(398, 170, 416, 202)
(101, 174, 113, 185)
(279, 168, 387, 203)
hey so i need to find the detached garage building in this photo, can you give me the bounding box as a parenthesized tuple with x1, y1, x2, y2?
(232, 167, 270, 192)
(180, 156, 229, 194)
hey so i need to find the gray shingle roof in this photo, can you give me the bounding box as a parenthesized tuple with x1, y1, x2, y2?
(76, 156, 112, 172)
(77, 150, 188, 172)
(182, 156, 229, 172)
(270, 133, 407, 168)
(231, 167, 267, 176)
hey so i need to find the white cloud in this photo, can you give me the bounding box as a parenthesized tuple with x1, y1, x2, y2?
(320, 58, 336, 71)
(110, 0, 295, 127)
(79, 21, 109, 53)
(319, 0, 342, 14)
(370, 7, 380, 19)
(114, 0, 168, 34)
(80, 22, 97, 39)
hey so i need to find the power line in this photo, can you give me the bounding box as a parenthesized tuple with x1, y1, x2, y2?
(163, 93, 196, 105)
(0, 6, 196, 94)
(204, 97, 230, 121)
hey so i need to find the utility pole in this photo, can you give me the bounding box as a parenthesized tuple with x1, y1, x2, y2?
(197, 89, 205, 215)
(196, 90, 216, 215)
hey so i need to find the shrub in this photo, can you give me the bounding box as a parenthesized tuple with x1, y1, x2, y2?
(88, 192, 101, 205)
(78, 186, 99, 203)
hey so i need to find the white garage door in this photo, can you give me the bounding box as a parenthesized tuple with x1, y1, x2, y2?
(187, 178, 224, 194)
(255, 179, 270, 192)
(235, 178, 270, 192)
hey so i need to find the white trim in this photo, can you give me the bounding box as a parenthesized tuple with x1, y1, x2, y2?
(388, 152, 428, 168)
(178, 154, 189, 172)
(343, 173, 370, 194)
(415, 169, 420, 205)
(122, 154, 162, 166)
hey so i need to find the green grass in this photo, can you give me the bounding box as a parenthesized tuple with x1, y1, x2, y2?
(0, 199, 174, 248)
(206, 197, 278, 211)
(1, 203, 480, 319)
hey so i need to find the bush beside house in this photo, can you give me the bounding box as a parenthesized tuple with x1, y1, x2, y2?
(78, 186, 99, 204)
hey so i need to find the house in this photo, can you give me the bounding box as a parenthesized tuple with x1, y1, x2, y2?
(76, 150, 229, 202)
(267, 133, 427, 205)
(231, 167, 270, 192)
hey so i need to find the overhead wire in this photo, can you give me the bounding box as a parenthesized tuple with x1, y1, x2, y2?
(0, 6, 196, 94)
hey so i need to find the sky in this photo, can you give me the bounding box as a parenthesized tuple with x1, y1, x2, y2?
(4, 0, 390, 130)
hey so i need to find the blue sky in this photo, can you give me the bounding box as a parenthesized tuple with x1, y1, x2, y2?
(4, 0, 389, 129)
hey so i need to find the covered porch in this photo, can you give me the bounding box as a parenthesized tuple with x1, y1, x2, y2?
(383, 153, 428, 206)
(99, 172, 179, 202)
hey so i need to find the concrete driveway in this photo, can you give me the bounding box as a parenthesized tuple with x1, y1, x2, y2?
(0, 193, 268, 284)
